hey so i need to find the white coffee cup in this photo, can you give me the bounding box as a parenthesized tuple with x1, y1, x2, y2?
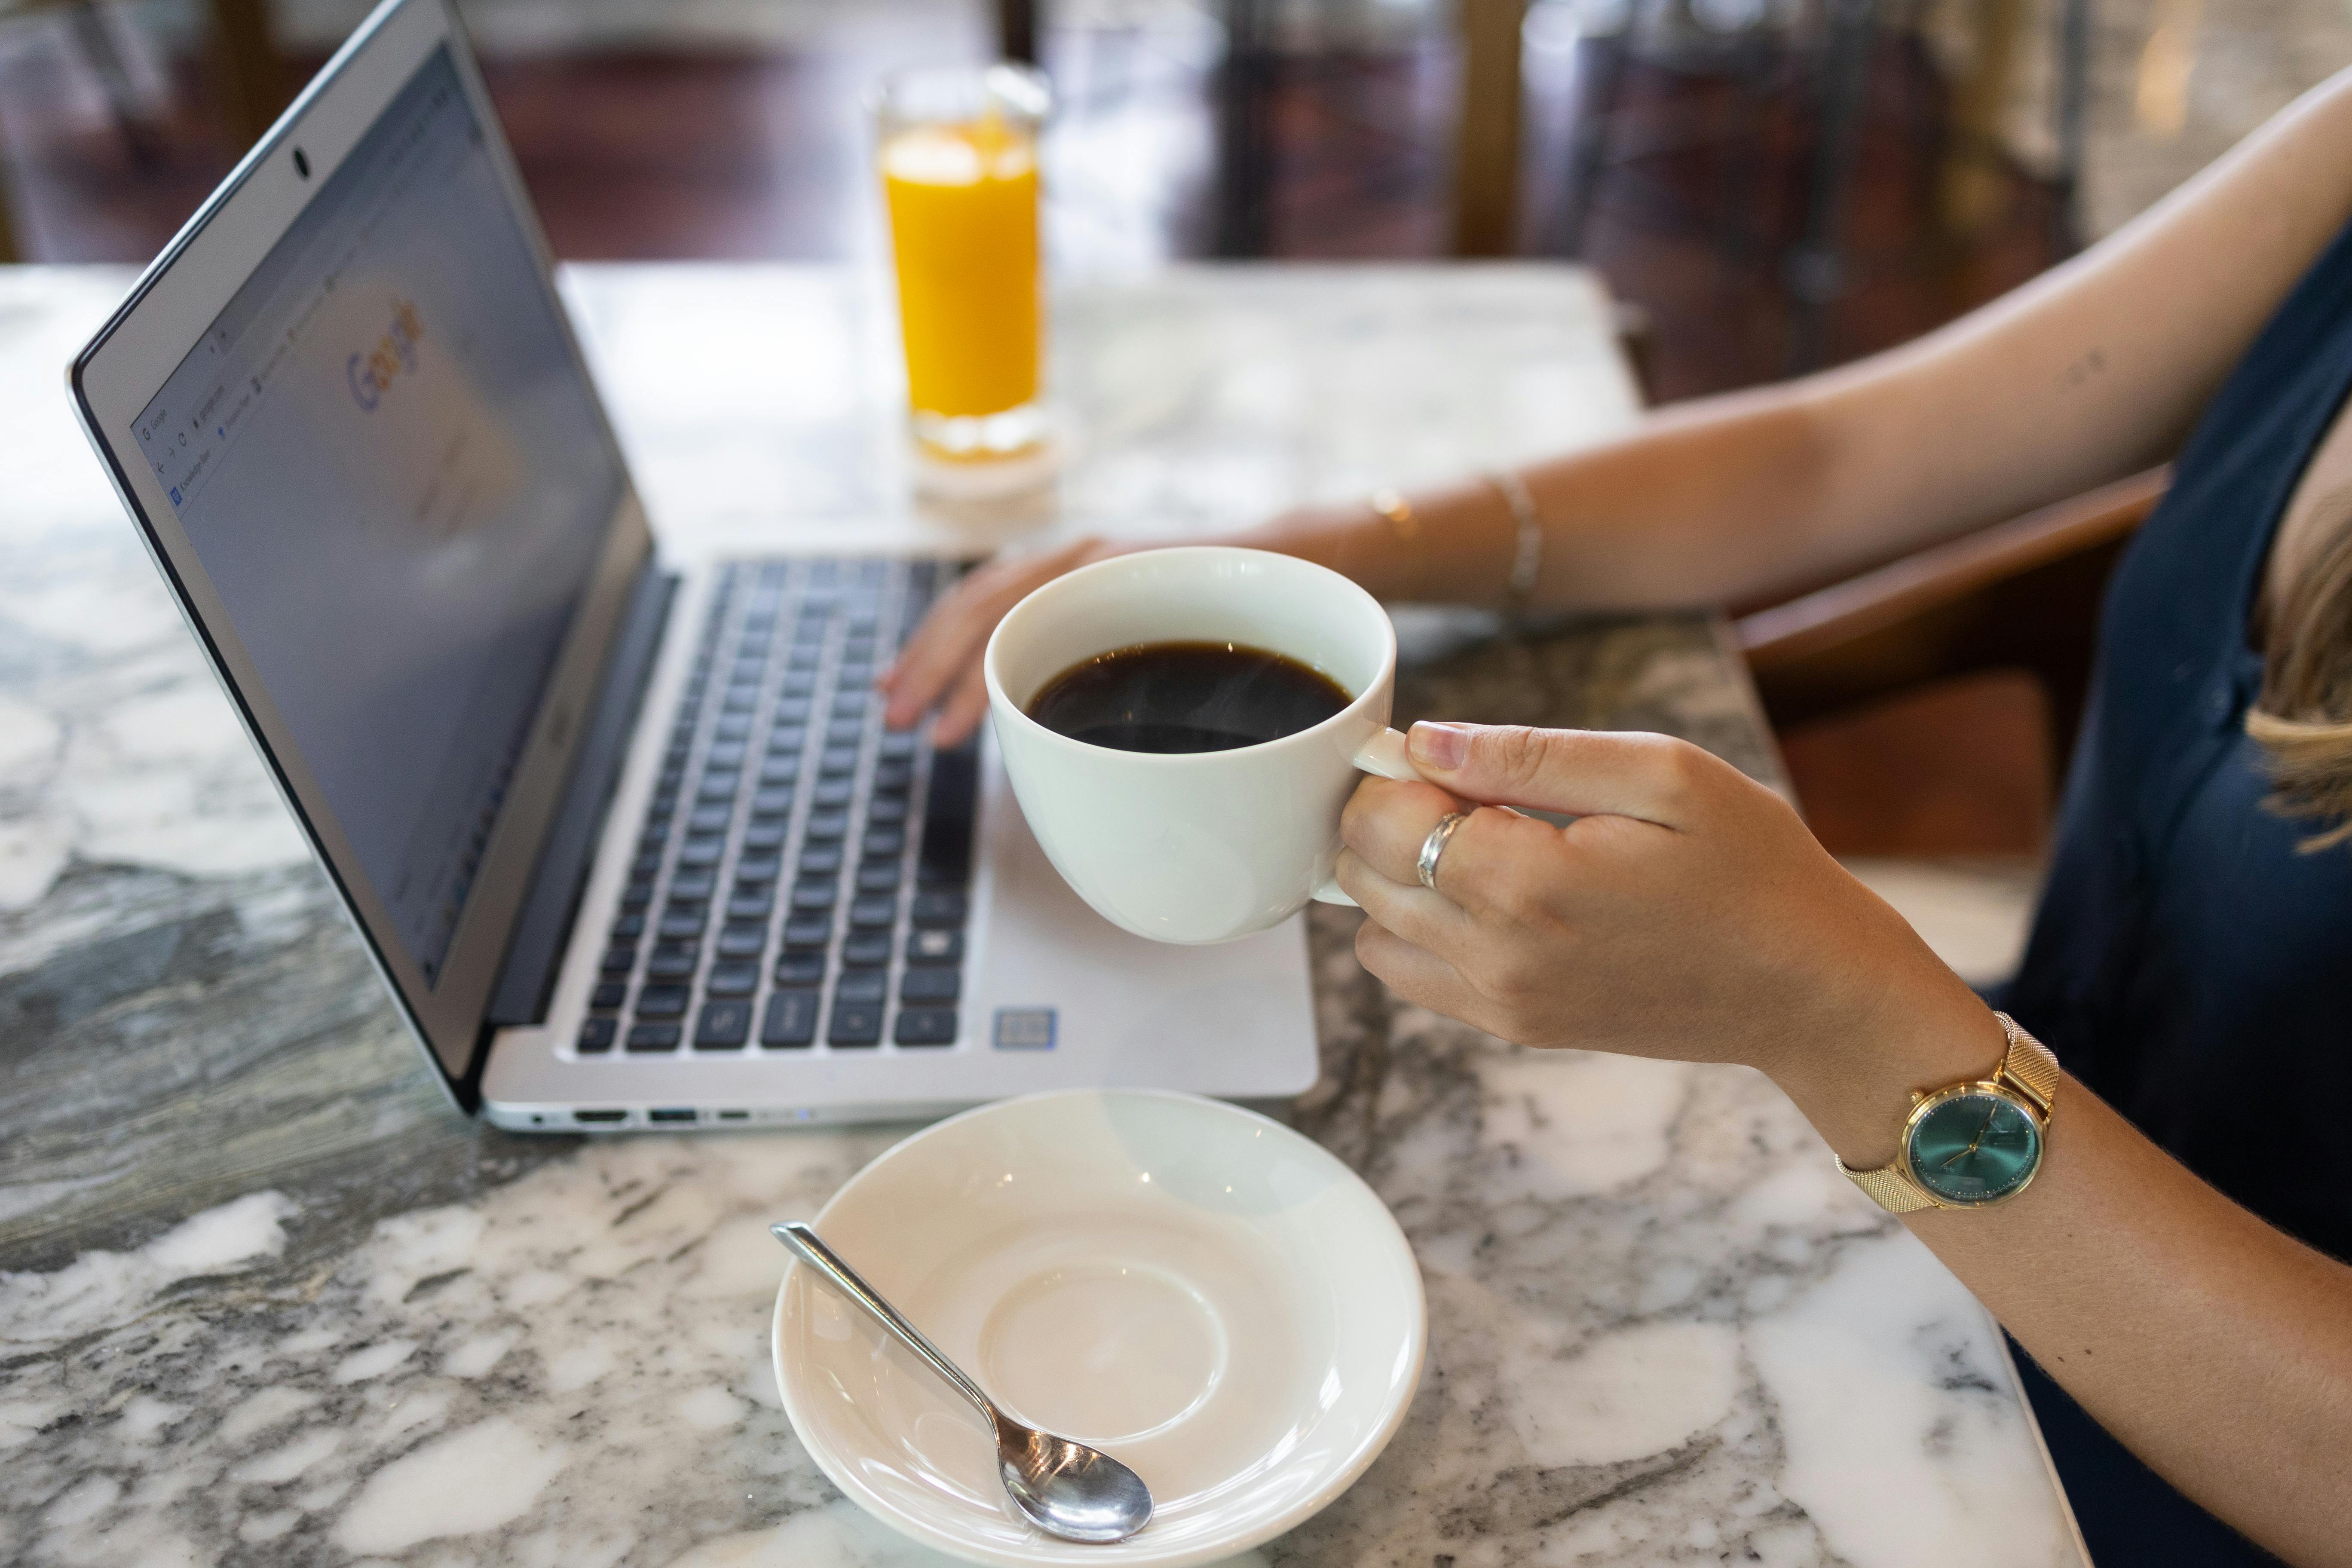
(983, 545, 1427, 944)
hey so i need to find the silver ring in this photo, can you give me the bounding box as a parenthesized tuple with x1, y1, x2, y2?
(1417, 812, 1470, 892)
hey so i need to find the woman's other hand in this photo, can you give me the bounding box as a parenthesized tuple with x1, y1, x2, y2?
(879, 536, 1133, 746)
(1334, 721, 1997, 1158)
(878, 493, 1452, 747)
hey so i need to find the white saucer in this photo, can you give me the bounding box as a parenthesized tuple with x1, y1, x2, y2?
(772, 1089, 1425, 1568)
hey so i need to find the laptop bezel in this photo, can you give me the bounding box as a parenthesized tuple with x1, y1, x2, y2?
(67, 0, 655, 1114)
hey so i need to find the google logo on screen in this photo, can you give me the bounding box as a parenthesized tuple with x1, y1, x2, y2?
(348, 297, 426, 412)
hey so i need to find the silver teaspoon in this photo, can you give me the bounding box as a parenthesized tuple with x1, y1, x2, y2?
(772, 1221, 1155, 1544)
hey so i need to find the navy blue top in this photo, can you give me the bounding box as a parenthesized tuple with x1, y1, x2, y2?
(1991, 214, 2352, 1564)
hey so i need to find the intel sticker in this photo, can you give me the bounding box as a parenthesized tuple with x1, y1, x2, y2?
(993, 1008, 1057, 1051)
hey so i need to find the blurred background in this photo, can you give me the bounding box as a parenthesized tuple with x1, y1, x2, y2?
(0, 0, 2335, 971)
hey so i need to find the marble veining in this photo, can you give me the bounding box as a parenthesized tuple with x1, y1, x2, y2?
(2, 263, 2080, 1566)
(0, 1043, 2069, 1568)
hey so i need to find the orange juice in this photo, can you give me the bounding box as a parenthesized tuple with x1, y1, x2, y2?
(882, 117, 1041, 429)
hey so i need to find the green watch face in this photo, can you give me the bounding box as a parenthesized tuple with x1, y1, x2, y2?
(1906, 1090, 2042, 1205)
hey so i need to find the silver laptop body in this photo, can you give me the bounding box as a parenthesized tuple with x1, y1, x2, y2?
(68, 0, 1316, 1131)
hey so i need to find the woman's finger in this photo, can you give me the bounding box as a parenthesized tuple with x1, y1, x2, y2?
(1411, 802, 1592, 918)
(879, 567, 1025, 726)
(1339, 776, 1467, 886)
(1332, 848, 1474, 953)
(1353, 919, 1492, 1026)
(1346, 788, 1581, 928)
(1405, 722, 1731, 829)
(881, 538, 1105, 727)
(933, 659, 994, 749)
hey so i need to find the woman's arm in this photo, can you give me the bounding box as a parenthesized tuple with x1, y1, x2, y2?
(1313, 62, 2352, 615)
(1334, 722, 2352, 1568)
(885, 67, 2352, 740)
(1899, 1066, 2352, 1568)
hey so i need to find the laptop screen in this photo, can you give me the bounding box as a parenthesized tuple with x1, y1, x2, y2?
(128, 44, 623, 986)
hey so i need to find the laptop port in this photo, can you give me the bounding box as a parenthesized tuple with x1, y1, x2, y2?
(573, 1109, 627, 1124)
(648, 1108, 697, 1124)
(716, 1109, 750, 1122)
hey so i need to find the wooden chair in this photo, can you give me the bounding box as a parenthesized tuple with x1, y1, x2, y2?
(1455, 0, 1524, 256)
(0, 0, 155, 263)
(1457, 0, 2093, 297)
(0, 0, 287, 262)
(997, 0, 1036, 64)
(205, 0, 287, 151)
(1733, 466, 2168, 775)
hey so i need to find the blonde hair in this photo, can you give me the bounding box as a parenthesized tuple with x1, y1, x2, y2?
(2248, 499, 2352, 852)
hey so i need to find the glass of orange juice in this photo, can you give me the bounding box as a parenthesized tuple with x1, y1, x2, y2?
(875, 64, 1051, 468)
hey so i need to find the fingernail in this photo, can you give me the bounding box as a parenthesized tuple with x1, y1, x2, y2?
(1410, 722, 1470, 770)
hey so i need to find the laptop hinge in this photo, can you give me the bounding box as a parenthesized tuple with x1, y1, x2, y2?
(485, 562, 679, 1026)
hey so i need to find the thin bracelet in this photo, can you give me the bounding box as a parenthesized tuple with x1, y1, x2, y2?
(1363, 488, 1427, 596)
(1366, 488, 1420, 542)
(1485, 468, 1544, 611)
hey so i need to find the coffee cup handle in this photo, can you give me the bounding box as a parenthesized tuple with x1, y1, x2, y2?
(1312, 727, 1425, 907)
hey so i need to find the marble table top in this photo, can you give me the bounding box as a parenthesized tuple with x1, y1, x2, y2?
(0, 262, 2082, 1568)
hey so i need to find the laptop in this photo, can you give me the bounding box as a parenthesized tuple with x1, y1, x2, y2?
(67, 0, 1317, 1131)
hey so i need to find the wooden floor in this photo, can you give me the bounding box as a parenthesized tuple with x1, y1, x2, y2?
(0, 16, 2067, 856)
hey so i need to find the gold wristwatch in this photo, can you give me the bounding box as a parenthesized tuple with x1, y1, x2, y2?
(1838, 1012, 2060, 1213)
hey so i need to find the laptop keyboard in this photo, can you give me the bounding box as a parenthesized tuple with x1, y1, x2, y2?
(573, 557, 975, 1058)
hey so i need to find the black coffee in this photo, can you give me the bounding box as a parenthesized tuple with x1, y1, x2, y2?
(1026, 640, 1352, 753)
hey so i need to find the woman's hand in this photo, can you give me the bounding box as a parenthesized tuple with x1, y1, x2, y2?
(879, 537, 1135, 745)
(1334, 721, 1999, 1161)
(879, 495, 1447, 744)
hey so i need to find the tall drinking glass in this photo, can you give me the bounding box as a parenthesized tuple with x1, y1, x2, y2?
(875, 64, 1051, 467)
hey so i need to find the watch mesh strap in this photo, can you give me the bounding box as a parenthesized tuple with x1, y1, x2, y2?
(1838, 1158, 1942, 1213)
(1838, 1012, 2058, 1215)
(1997, 1017, 2060, 1115)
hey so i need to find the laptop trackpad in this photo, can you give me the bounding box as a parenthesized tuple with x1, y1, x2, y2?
(969, 759, 1319, 1096)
